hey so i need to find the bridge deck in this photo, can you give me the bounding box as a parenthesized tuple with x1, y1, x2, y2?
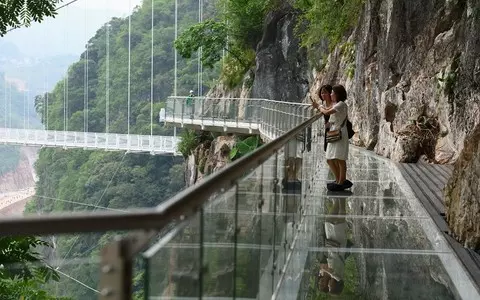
(0, 128, 180, 155)
(164, 116, 260, 134)
(398, 162, 480, 291)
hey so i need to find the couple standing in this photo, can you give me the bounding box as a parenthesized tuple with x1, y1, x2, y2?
(311, 84, 352, 192)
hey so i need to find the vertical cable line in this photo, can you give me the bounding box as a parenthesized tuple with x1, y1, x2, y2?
(106, 0, 110, 136)
(46, 72, 49, 130)
(197, 0, 201, 97)
(23, 88, 26, 129)
(65, 6, 69, 132)
(27, 77, 30, 129)
(43, 64, 46, 130)
(63, 7, 68, 132)
(127, 0, 131, 136)
(173, 0, 178, 139)
(174, 0, 177, 97)
(9, 82, 11, 129)
(150, 0, 154, 137)
(9, 83, 12, 128)
(84, 0, 88, 133)
(200, 0, 203, 96)
(3, 77, 6, 128)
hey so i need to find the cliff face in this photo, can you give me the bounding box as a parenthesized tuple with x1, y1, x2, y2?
(249, 0, 479, 163)
(251, 6, 309, 102)
(0, 147, 38, 193)
(185, 135, 236, 186)
(310, 0, 480, 164)
(0, 147, 38, 214)
(246, 0, 479, 249)
(444, 123, 480, 250)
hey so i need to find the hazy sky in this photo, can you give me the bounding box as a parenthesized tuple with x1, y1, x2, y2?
(3, 0, 143, 58)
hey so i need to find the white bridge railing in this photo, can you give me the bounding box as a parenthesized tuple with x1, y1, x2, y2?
(165, 96, 314, 140)
(0, 98, 313, 155)
(0, 128, 180, 155)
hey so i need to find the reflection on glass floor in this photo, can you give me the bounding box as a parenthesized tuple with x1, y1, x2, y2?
(142, 144, 479, 300)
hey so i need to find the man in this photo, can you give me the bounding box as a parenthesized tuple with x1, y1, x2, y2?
(186, 90, 194, 118)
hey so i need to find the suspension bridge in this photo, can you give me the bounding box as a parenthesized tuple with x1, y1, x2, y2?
(0, 96, 311, 154)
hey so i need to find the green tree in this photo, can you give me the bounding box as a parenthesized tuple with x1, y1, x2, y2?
(295, 0, 365, 50)
(0, 236, 70, 299)
(174, 0, 272, 87)
(0, 0, 61, 36)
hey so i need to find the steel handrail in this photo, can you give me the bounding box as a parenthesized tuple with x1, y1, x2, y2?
(0, 113, 319, 237)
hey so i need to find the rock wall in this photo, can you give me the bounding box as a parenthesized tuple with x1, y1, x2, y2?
(0, 147, 38, 216)
(0, 147, 38, 193)
(251, 4, 309, 102)
(310, 0, 480, 163)
(185, 135, 236, 187)
(444, 123, 480, 250)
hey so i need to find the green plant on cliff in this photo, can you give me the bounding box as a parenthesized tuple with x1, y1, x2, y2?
(340, 41, 356, 79)
(220, 48, 256, 88)
(229, 135, 262, 161)
(295, 0, 364, 60)
(175, 0, 272, 87)
(435, 54, 460, 97)
(178, 129, 199, 158)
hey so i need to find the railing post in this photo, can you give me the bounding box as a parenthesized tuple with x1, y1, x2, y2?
(180, 97, 184, 125)
(201, 96, 205, 125)
(172, 97, 176, 121)
(223, 98, 227, 130)
(98, 239, 133, 300)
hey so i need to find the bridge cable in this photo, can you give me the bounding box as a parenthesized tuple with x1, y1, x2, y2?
(44, 26, 49, 131)
(8, 82, 12, 128)
(58, 153, 127, 269)
(150, 0, 154, 137)
(198, 0, 203, 97)
(63, 6, 68, 133)
(84, 0, 88, 134)
(3, 77, 6, 128)
(23, 89, 26, 129)
(173, 0, 177, 138)
(36, 195, 127, 212)
(27, 75, 30, 129)
(106, 0, 110, 137)
(127, 0, 132, 136)
(55, 269, 100, 295)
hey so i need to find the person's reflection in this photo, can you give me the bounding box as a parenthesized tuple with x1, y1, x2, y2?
(318, 191, 352, 295)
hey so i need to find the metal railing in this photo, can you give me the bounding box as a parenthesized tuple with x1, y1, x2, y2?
(165, 96, 312, 140)
(0, 127, 180, 155)
(0, 110, 319, 299)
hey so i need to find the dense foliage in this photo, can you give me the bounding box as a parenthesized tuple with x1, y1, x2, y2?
(295, 0, 364, 64)
(0, 0, 60, 36)
(0, 236, 69, 299)
(175, 0, 272, 88)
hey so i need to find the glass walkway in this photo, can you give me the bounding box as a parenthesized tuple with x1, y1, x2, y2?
(0, 102, 478, 300)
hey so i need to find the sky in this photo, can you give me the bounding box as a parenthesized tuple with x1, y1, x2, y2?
(3, 0, 143, 58)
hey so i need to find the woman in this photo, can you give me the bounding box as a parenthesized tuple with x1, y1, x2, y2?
(313, 85, 352, 191)
(317, 85, 333, 152)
